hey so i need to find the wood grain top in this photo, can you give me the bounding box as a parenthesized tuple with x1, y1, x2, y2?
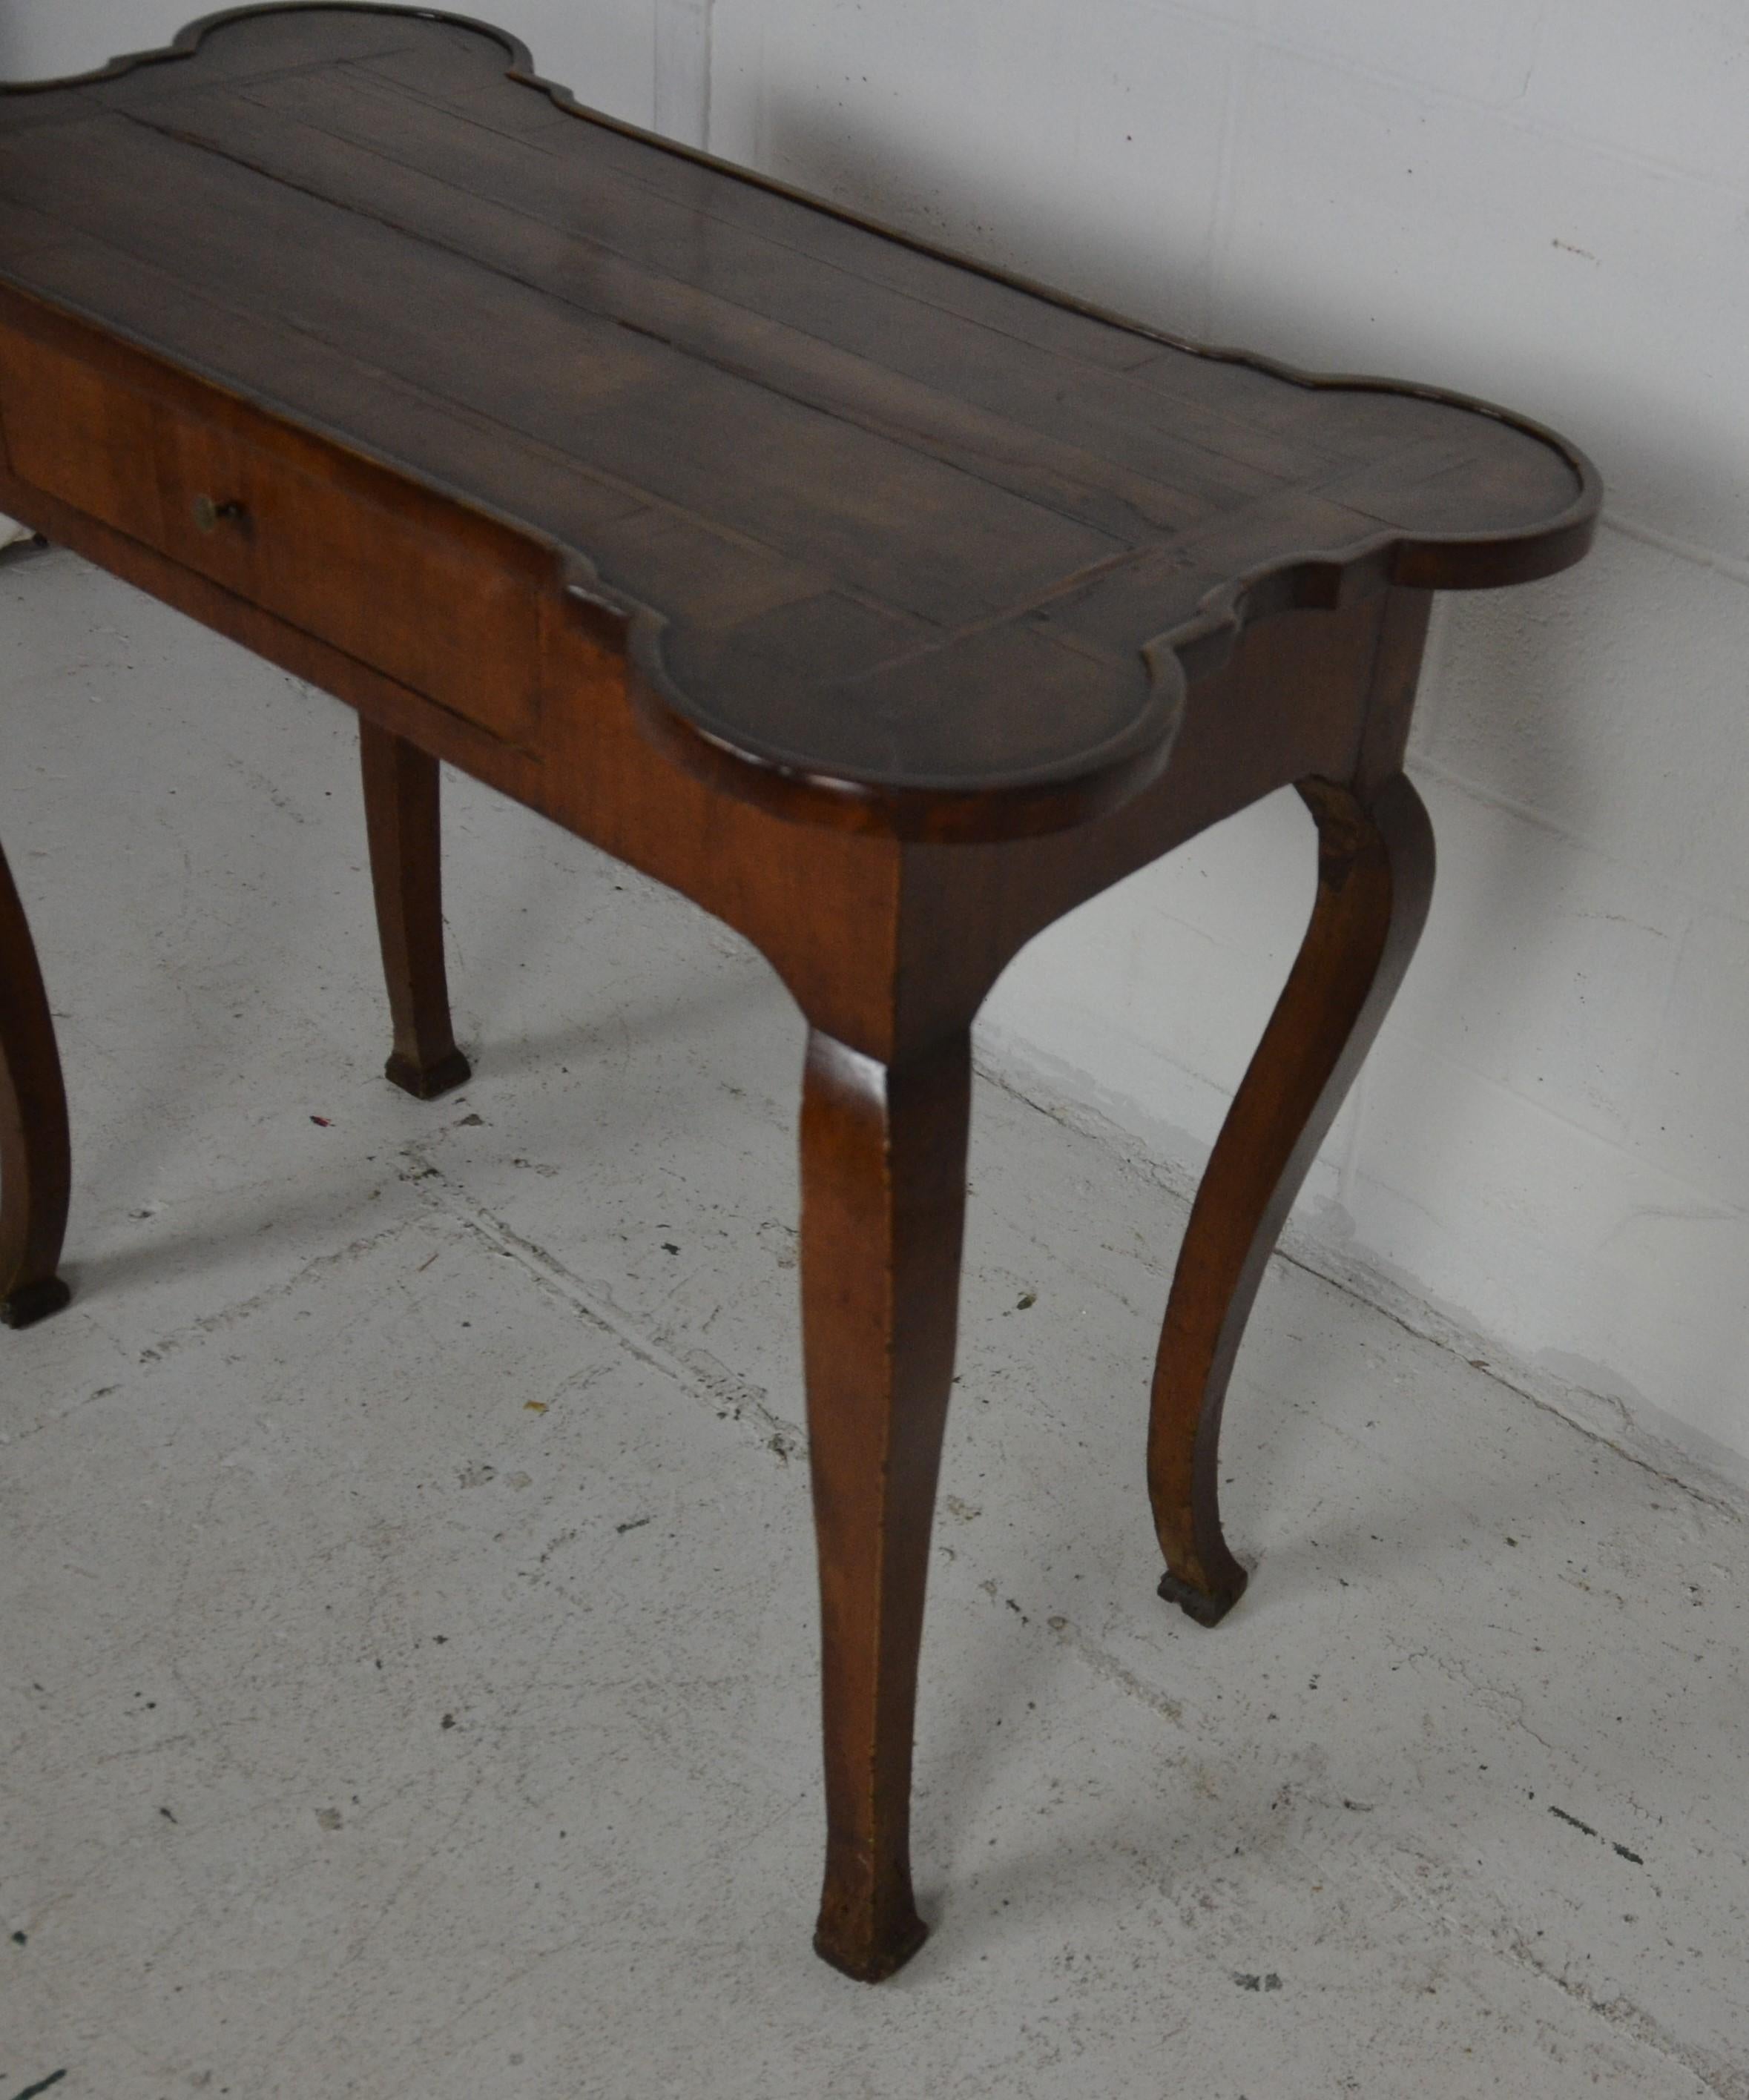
(0, 4, 1599, 835)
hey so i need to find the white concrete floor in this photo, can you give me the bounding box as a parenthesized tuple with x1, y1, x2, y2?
(2, 544, 1747, 2099)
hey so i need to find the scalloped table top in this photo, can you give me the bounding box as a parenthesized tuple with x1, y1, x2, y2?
(0, 4, 1598, 825)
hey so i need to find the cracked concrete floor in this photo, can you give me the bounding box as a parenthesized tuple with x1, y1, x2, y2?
(4, 546, 1749, 2099)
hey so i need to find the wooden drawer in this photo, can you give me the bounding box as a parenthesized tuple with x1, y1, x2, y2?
(0, 331, 542, 746)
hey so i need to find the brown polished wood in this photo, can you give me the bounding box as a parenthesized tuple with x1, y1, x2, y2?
(0, 4, 1601, 1978)
(359, 718, 471, 1100)
(1150, 770, 1437, 1624)
(801, 1029, 971, 1981)
(0, 836, 71, 1328)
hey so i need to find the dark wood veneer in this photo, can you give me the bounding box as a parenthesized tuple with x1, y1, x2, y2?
(0, 1, 1593, 839)
(0, 4, 1599, 1981)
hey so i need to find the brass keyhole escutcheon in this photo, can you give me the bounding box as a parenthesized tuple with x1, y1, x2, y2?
(192, 494, 245, 534)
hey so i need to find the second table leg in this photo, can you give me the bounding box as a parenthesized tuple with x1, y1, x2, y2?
(360, 719, 472, 1102)
(1146, 771, 1435, 1625)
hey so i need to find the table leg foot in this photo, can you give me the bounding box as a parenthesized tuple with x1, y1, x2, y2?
(814, 1900, 929, 1984)
(1, 1274, 71, 1329)
(1157, 1564, 1247, 1628)
(383, 1047, 472, 1101)
(800, 1028, 969, 1983)
(1145, 773, 1434, 1624)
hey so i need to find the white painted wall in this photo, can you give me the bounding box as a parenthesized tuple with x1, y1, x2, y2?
(702, 0, 1749, 1484)
(11, 4, 1749, 1479)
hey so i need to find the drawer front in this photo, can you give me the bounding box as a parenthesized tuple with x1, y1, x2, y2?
(0, 331, 542, 745)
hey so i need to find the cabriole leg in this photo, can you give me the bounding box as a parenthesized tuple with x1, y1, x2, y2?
(0, 836, 71, 1328)
(1147, 772, 1435, 1624)
(360, 719, 471, 1100)
(800, 1028, 971, 1981)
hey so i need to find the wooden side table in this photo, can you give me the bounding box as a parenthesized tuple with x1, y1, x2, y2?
(0, 4, 1598, 1980)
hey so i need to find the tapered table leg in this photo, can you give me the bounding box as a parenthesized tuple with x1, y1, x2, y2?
(360, 719, 471, 1100)
(1148, 772, 1435, 1624)
(0, 837, 71, 1328)
(800, 1028, 971, 1981)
